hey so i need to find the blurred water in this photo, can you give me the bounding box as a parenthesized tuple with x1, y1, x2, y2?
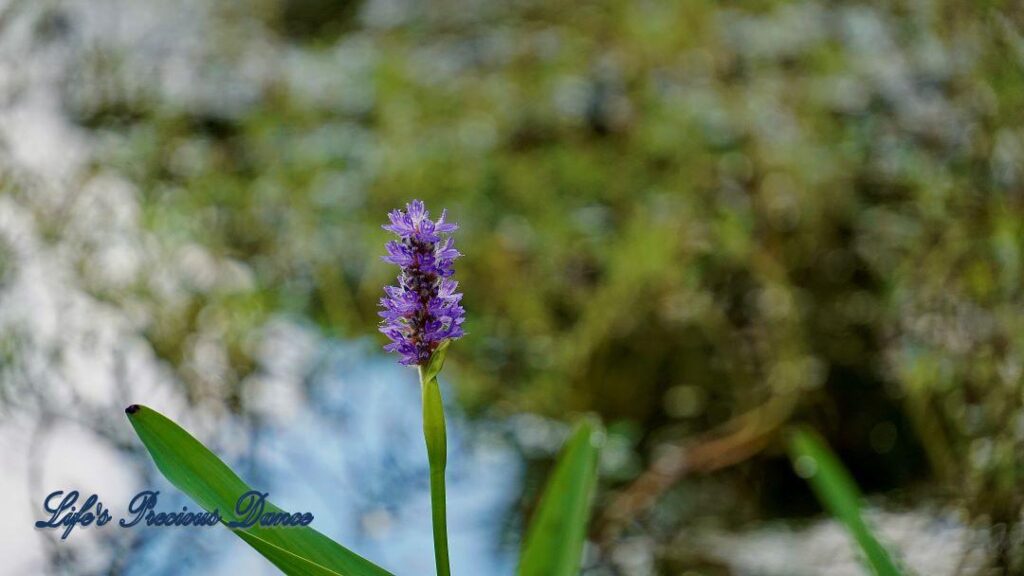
(7, 329, 523, 576)
(198, 338, 524, 576)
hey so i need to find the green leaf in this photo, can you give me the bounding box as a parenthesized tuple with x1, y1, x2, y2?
(787, 427, 904, 576)
(518, 417, 603, 576)
(420, 371, 448, 470)
(423, 339, 451, 383)
(125, 404, 394, 576)
(234, 531, 345, 576)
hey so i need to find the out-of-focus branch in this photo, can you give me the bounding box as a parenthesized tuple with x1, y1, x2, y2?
(599, 392, 797, 541)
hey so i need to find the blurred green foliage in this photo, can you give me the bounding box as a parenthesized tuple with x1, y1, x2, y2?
(71, 0, 1024, 566)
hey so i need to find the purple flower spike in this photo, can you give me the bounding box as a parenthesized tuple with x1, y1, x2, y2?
(379, 201, 465, 365)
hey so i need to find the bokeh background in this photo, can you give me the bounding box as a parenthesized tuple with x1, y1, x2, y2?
(1, 0, 1023, 574)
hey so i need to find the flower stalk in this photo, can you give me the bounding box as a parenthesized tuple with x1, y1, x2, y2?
(420, 365, 450, 576)
(379, 201, 464, 575)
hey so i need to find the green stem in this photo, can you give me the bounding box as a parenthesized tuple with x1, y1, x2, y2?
(419, 366, 451, 576)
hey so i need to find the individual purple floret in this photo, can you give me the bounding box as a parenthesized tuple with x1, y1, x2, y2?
(379, 200, 465, 365)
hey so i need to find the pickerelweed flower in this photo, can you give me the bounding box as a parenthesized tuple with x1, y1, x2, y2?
(379, 200, 465, 365)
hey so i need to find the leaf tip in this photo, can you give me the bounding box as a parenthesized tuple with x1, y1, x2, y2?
(576, 414, 605, 447)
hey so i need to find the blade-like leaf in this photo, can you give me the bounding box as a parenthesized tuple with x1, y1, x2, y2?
(518, 417, 602, 576)
(125, 404, 394, 576)
(787, 427, 903, 576)
(234, 531, 345, 576)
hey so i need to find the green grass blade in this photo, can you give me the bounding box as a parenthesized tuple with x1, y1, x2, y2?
(787, 427, 904, 576)
(517, 417, 602, 576)
(125, 404, 394, 576)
